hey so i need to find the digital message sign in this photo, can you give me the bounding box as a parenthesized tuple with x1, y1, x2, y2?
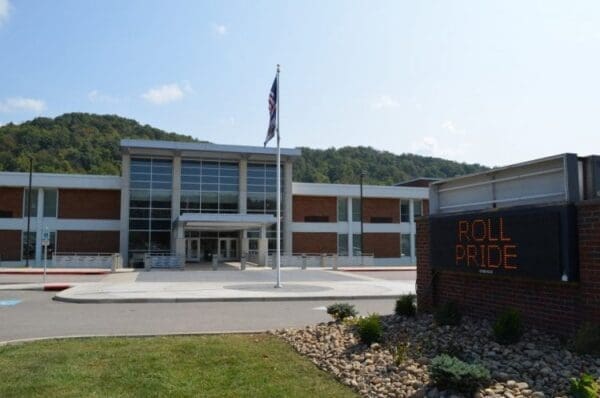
(429, 205, 577, 281)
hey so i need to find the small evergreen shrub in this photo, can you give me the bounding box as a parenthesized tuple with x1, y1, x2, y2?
(395, 294, 416, 317)
(430, 354, 491, 393)
(356, 314, 382, 345)
(570, 373, 600, 398)
(395, 342, 409, 365)
(493, 308, 524, 345)
(326, 303, 358, 321)
(572, 323, 600, 356)
(434, 301, 462, 326)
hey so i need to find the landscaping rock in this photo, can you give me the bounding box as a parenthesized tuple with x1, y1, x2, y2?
(272, 314, 600, 398)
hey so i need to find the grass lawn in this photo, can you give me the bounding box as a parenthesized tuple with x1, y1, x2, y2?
(0, 334, 358, 398)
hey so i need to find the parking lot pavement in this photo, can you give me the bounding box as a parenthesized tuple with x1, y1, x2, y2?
(0, 290, 398, 343)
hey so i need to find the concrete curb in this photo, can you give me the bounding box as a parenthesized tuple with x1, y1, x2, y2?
(0, 329, 268, 346)
(0, 269, 110, 275)
(53, 293, 402, 304)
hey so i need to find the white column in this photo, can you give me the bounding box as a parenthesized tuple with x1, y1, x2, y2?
(409, 199, 416, 263)
(119, 152, 131, 264)
(175, 222, 185, 259)
(283, 160, 293, 254)
(258, 225, 268, 266)
(347, 197, 353, 256)
(171, 154, 182, 252)
(239, 158, 247, 214)
(35, 188, 44, 266)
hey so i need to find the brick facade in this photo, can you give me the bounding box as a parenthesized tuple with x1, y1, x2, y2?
(292, 232, 337, 254)
(58, 189, 121, 220)
(0, 187, 23, 218)
(416, 201, 600, 336)
(292, 196, 337, 222)
(362, 198, 399, 223)
(0, 230, 21, 261)
(57, 230, 120, 253)
(364, 233, 401, 258)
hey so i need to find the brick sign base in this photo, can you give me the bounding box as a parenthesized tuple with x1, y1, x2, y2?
(416, 200, 600, 336)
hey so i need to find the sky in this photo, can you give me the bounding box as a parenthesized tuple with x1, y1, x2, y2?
(1, 0, 600, 167)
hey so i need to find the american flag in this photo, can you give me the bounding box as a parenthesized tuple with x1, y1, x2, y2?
(264, 75, 278, 147)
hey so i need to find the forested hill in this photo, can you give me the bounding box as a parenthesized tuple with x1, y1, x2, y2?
(0, 113, 487, 183)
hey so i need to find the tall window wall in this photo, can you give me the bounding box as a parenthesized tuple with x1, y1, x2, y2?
(128, 158, 173, 258)
(180, 160, 239, 214)
(247, 162, 283, 215)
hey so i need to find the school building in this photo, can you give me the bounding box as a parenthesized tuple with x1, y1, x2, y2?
(0, 139, 429, 268)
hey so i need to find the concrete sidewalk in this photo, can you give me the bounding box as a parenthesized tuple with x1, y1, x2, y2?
(54, 269, 415, 303)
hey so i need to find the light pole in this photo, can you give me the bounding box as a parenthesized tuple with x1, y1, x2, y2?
(359, 171, 366, 256)
(25, 157, 33, 267)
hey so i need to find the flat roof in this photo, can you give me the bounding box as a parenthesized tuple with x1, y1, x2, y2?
(121, 139, 302, 158)
(292, 182, 428, 199)
(0, 172, 122, 189)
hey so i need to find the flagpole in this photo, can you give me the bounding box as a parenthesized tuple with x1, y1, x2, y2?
(275, 64, 282, 288)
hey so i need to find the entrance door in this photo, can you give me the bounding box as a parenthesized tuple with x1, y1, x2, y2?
(218, 238, 238, 261)
(186, 238, 200, 262)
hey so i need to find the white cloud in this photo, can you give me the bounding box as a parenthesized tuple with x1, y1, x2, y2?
(441, 120, 467, 136)
(0, 0, 11, 26)
(411, 135, 470, 160)
(88, 89, 121, 103)
(141, 83, 185, 105)
(213, 24, 227, 35)
(372, 95, 401, 110)
(0, 97, 46, 113)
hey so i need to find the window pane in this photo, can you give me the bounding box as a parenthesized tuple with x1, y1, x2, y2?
(401, 234, 411, 257)
(337, 198, 348, 221)
(130, 190, 150, 208)
(150, 232, 171, 252)
(201, 192, 218, 210)
(414, 200, 423, 217)
(352, 234, 362, 256)
(151, 190, 172, 209)
(22, 232, 36, 259)
(247, 193, 265, 211)
(129, 231, 149, 251)
(43, 189, 57, 217)
(338, 234, 348, 256)
(23, 189, 38, 217)
(352, 198, 361, 222)
(401, 200, 410, 222)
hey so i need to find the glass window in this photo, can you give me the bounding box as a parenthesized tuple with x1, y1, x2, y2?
(401, 200, 410, 222)
(180, 159, 239, 214)
(22, 231, 36, 260)
(337, 198, 348, 222)
(352, 234, 362, 256)
(413, 200, 423, 218)
(23, 189, 38, 217)
(247, 162, 283, 214)
(129, 158, 172, 258)
(401, 234, 412, 257)
(43, 189, 57, 217)
(338, 234, 348, 256)
(352, 198, 361, 222)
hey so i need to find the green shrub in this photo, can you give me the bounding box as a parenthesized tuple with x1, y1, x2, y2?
(439, 341, 466, 361)
(434, 301, 462, 326)
(430, 354, 491, 393)
(493, 308, 524, 345)
(395, 342, 409, 365)
(395, 294, 416, 317)
(326, 303, 358, 321)
(570, 373, 600, 398)
(572, 323, 600, 356)
(356, 314, 382, 345)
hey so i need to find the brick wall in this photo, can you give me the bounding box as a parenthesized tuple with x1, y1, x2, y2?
(364, 233, 401, 258)
(416, 201, 600, 336)
(292, 196, 336, 222)
(0, 230, 21, 261)
(57, 231, 120, 253)
(0, 188, 23, 218)
(292, 232, 337, 254)
(362, 198, 399, 223)
(58, 189, 121, 220)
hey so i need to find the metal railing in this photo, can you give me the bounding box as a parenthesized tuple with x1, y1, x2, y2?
(144, 253, 184, 270)
(52, 253, 122, 270)
(267, 253, 375, 269)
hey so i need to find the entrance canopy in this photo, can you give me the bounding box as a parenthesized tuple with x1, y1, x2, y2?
(177, 213, 276, 231)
